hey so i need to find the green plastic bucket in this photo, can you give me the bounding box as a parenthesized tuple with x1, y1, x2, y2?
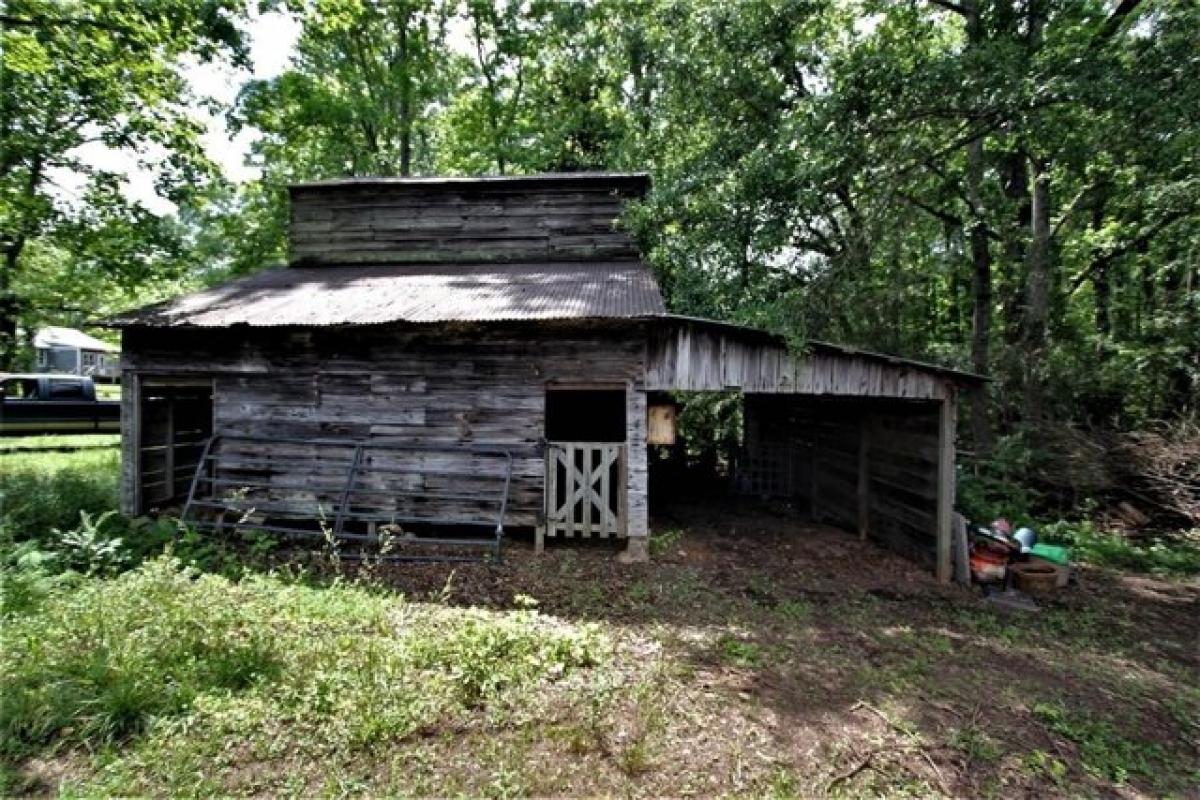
(1030, 543, 1071, 566)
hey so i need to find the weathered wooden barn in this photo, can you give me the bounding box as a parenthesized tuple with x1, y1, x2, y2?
(108, 173, 980, 579)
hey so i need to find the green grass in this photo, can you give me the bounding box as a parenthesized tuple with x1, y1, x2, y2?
(1032, 701, 1163, 784)
(0, 447, 120, 541)
(1, 448, 1198, 796)
(0, 434, 120, 453)
(94, 383, 122, 400)
(0, 558, 603, 795)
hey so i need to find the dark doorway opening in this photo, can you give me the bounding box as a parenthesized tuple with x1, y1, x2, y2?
(544, 387, 626, 443)
(138, 380, 213, 510)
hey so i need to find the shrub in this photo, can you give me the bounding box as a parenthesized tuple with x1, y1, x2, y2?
(956, 432, 1038, 523)
(53, 510, 129, 575)
(1041, 519, 1200, 576)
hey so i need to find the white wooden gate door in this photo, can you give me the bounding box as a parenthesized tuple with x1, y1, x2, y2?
(544, 442, 626, 538)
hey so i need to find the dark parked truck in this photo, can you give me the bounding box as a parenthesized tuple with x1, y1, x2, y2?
(0, 374, 121, 435)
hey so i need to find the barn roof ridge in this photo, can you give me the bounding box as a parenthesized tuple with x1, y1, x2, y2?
(289, 172, 650, 191)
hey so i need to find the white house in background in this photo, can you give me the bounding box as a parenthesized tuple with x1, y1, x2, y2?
(33, 326, 120, 381)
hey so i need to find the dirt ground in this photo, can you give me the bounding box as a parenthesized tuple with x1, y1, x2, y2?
(345, 498, 1200, 798)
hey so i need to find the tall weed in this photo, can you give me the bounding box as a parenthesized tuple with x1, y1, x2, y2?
(0, 449, 119, 542)
(0, 557, 604, 766)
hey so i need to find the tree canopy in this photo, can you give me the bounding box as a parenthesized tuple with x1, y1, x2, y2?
(3, 0, 1197, 451)
(0, 0, 251, 362)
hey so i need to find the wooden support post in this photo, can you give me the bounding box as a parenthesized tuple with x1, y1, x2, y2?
(936, 393, 957, 584)
(120, 370, 138, 515)
(857, 415, 870, 541)
(620, 386, 649, 562)
(953, 512, 970, 585)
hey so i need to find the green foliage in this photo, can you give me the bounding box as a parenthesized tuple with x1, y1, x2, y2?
(1041, 520, 1200, 576)
(52, 510, 129, 576)
(1022, 749, 1069, 786)
(0, 557, 604, 763)
(0, 558, 280, 753)
(675, 391, 742, 464)
(1033, 701, 1162, 784)
(649, 527, 683, 556)
(956, 432, 1038, 523)
(0, 447, 120, 541)
(716, 633, 763, 669)
(0, 0, 250, 366)
(0, 541, 76, 618)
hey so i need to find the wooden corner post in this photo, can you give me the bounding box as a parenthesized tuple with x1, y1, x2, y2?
(936, 391, 957, 584)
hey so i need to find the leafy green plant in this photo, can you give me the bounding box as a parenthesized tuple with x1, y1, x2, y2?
(956, 433, 1038, 524)
(1033, 701, 1161, 784)
(1041, 520, 1200, 576)
(717, 633, 763, 668)
(1022, 749, 1069, 786)
(649, 527, 683, 556)
(0, 541, 71, 618)
(53, 510, 128, 575)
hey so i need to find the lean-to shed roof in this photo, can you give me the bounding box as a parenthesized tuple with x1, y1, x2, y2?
(104, 261, 666, 328)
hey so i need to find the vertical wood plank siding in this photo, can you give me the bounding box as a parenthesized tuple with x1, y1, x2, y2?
(121, 323, 646, 529)
(289, 181, 644, 266)
(741, 396, 943, 568)
(646, 322, 949, 400)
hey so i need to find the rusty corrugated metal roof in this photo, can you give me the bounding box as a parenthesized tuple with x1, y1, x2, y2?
(105, 261, 666, 328)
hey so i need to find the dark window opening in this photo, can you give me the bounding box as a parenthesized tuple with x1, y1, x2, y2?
(1, 378, 39, 399)
(48, 379, 85, 399)
(545, 388, 626, 443)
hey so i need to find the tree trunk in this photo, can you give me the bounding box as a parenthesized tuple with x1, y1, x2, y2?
(961, 0, 993, 454)
(398, 17, 413, 176)
(1021, 159, 1053, 422)
(966, 135, 993, 454)
(0, 238, 24, 371)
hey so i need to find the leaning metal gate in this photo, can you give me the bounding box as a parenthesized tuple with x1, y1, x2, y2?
(180, 435, 513, 563)
(543, 442, 626, 539)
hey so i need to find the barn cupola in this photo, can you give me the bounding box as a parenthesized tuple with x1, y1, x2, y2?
(287, 173, 649, 267)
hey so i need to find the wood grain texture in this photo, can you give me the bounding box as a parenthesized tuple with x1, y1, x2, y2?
(739, 396, 943, 569)
(289, 183, 643, 266)
(646, 321, 951, 400)
(122, 322, 646, 528)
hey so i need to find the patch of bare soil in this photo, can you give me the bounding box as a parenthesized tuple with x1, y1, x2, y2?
(318, 498, 1200, 797)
